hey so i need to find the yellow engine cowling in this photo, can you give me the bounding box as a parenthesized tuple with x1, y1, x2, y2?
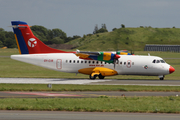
(75, 53, 89, 59)
(78, 67, 118, 76)
(102, 52, 112, 61)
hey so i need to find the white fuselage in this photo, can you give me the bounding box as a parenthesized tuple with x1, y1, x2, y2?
(11, 53, 170, 77)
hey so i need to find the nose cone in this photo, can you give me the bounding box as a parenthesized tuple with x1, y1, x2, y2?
(169, 66, 175, 74)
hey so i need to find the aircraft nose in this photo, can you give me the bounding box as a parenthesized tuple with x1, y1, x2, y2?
(169, 66, 175, 74)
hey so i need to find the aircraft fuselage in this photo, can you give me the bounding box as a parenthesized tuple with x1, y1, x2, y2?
(11, 53, 171, 78)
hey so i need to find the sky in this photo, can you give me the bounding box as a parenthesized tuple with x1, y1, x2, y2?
(0, 0, 180, 37)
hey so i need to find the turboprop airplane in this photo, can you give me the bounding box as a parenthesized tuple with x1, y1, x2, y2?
(10, 21, 175, 80)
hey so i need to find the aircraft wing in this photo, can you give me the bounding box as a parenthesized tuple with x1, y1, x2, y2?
(75, 50, 120, 63)
(75, 50, 133, 68)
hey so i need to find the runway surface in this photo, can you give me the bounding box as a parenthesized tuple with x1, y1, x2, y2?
(0, 78, 179, 98)
(0, 91, 179, 98)
(0, 111, 180, 120)
(0, 78, 180, 86)
(0, 78, 111, 84)
(0, 78, 180, 119)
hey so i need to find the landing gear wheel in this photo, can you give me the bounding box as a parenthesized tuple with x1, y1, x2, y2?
(98, 74, 105, 79)
(159, 75, 164, 80)
(89, 74, 97, 80)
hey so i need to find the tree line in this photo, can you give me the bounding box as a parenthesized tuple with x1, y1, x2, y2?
(0, 23, 108, 48)
(0, 28, 15, 48)
(0, 26, 82, 48)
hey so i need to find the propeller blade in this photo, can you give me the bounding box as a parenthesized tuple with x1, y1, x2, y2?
(113, 54, 120, 69)
(131, 50, 135, 55)
(113, 59, 116, 69)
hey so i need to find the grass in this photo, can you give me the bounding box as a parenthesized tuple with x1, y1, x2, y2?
(0, 48, 19, 56)
(0, 96, 180, 113)
(0, 84, 180, 91)
(68, 27, 180, 51)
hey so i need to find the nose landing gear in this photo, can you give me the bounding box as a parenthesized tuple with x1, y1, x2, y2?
(159, 75, 164, 80)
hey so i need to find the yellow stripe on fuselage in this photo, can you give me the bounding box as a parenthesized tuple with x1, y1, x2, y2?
(14, 34, 21, 54)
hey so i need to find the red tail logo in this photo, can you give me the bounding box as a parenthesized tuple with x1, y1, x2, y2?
(28, 38, 37, 48)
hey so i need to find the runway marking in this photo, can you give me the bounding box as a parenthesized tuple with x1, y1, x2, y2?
(5, 92, 82, 97)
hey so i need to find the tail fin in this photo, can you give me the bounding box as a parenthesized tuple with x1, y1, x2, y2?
(11, 21, 69, 54)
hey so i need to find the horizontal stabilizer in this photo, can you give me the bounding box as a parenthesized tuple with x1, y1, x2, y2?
(9, 25, 27, 28)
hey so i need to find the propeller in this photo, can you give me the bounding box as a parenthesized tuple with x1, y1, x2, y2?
(113, 54, 120, 69)
(113, 41, 120, 69)
(131, 50, 135, 55)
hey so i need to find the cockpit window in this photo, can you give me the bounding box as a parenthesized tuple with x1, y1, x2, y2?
(152, 59, 166, 63)
(156, 60, 160, 63)
(160, 60, 165, 63)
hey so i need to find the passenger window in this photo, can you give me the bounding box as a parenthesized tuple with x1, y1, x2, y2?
(128, 62, 130, 65)
(77, 60, 79, 63)
(89, 61, 91, 64)
(96, 61, 99, 64)
(124, 62, 126, 65)
(120, 62, 122, 65)
(92, 61, 95, 64)
(132, 62, 134, 65)
(101, 61, 103, 64)
(81, 61, 83, 63)
(66, 60, 68, 63)
(69, 60, 71, 63)
(85, 61, 87, 63)
(73, 60, 76, 63)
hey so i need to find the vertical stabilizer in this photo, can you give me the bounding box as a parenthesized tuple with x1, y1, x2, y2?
(11, 21, 69, 54)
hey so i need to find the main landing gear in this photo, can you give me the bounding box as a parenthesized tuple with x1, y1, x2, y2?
(89, 74, 105, 80)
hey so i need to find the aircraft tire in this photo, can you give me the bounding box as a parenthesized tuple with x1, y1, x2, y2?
(98, 74, 105, 79)
(160, 77, 164, 80)
(89, 74, 96, 80)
